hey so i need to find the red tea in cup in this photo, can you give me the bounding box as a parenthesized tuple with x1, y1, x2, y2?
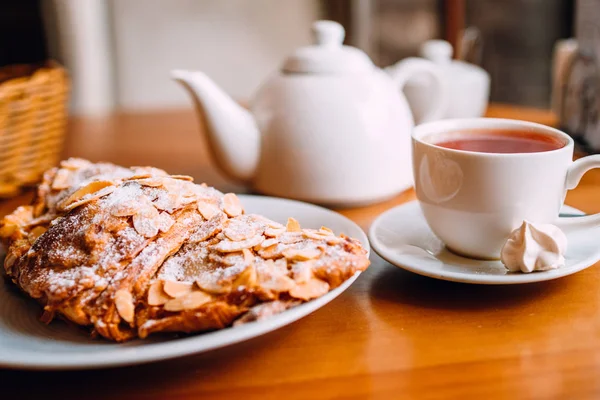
(432, 129, 565, 153)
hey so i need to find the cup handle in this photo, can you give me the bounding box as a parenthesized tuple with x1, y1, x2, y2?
(555, 155, 600, 231)
(386, 57, 449, 124)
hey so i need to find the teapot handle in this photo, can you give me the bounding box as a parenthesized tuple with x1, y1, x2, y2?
(386, 57, 449, 124)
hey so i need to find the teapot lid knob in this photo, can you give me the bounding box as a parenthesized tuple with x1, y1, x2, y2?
(312, 20, 345, 47)
(420, 40, 453, 64)
(282, 20, 373, 74)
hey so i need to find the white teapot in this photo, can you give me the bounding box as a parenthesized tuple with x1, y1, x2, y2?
(172, 20, 448, 206)
(401, 40, 490, 122)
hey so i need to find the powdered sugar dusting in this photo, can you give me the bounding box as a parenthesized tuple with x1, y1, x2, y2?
(1, 158, 370, 341)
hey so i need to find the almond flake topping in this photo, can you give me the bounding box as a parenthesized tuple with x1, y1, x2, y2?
(291, 260, 314, 283)
(243, 248, 254, 264)
(278, 232, 305, 244)
(115, 290, 135, 323)
(289, 278, 329, 300)
(233, 264, 257, 287)
(302, 229, 330, 241)
(260, 274, 295, 293)
(157, 212, 175, 233)
(164, 290, 212, 312)
(147, 281, 170, 306)
(189, 212, 226, 243)
(136, 177, 166, 187)
(123, 174, 153, 181)
(64, 186, 117, 212)
(60, 158, 91, 170)
(320, 226, 334, 235)
(51, 169, 72, 190)
(253, 215, 284, 229)
(108, 188, 150, 216)
(130, 166, 168, 176)
(163, 280, 193, 298)
(257, 244, 282, 259)
(286, 217, 301, 232)
(222, 193, 243, 217)
(264, 227, 286, 237)
(282, 247, 321, 261)
(257, 259, 295, 293)
(109, 201, 143, 217)
(259, 238, 279, 249)
(132, 205, 160, 237)
(224, 219, 257, 241)
(326, 236, 345, 245)
(195, 274, 231, 294)
(213, 235, 264, 252)
(197, 200, 221, 220)
(153, 191, 187, 212)
(170, 175, 194, 181)
(57, 180, 115, 211)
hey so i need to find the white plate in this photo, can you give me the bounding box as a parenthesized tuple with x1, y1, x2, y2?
(369, 200, 600, 284)
(0, 195, 368, 370)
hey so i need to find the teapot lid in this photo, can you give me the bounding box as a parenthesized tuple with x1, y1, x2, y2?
(418, 40, 488, 82)
(282, 20, 374, 74)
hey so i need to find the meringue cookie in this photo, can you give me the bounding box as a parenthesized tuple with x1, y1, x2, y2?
(500, 221, 567, 273)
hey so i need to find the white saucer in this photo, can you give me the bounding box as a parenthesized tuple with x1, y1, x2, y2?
(0, 195, 369, 370)
(369, 200, 600, 284)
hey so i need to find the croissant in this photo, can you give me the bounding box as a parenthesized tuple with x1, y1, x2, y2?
(0, 159, 370, 341)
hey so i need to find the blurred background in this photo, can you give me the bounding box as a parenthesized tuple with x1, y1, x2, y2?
(2, 0, 577, 115)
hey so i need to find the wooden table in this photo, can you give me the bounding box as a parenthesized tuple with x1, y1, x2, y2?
(3, 105, 600, 399)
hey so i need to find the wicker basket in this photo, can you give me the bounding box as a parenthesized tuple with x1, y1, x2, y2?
(0, 61, 69, 197)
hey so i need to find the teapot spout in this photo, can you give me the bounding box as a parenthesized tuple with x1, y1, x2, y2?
(171, 70, 259, 183)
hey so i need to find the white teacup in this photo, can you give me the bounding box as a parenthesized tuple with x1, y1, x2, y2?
(412, 118, 600, 259)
